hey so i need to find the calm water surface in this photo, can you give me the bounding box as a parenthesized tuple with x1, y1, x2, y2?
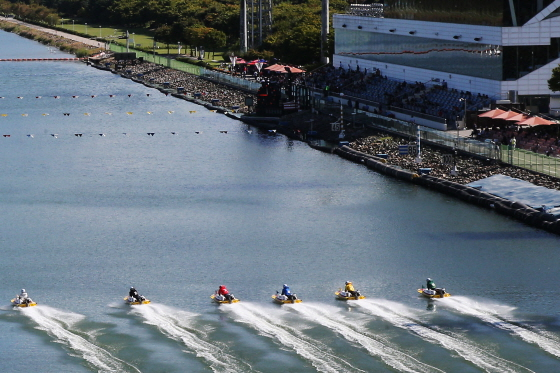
(1, 30, 560, 372)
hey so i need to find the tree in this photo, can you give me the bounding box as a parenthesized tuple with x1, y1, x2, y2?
(154, 24, 173, 55)
(548, 65, 560, 92)
(205, 28, 226, 59)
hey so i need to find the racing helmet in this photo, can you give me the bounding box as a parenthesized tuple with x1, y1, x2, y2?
(426, 278, 431, 282)
(345, 281, 351, 285)
(283, 284, 288, 288)
(21, 289, 26, 293)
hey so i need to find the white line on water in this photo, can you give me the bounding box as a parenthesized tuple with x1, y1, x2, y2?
(129, 303, 255, 373)
(20, 305, 141, 373)
(293, 303, 444, 373)
(356, 299, 535, 373)
(440, 296, 560, 359)
(222, 302, 365, 373)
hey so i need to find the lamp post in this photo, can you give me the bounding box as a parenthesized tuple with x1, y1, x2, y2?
(178, 41, 181, 55)
(99, 26, 101, 38)
(85, 22, 88, 35)
(459, 97, 467, 132)
(132, 32, 135, 46)
(72, 20, 74, 32)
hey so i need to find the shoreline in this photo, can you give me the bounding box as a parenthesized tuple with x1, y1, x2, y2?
(2, 20, 559, 234)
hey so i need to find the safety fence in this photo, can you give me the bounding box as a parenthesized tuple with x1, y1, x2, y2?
(108, 44, 261, 92)
(503, 147, 560, 178)
(316, 100, 560, 177)
(109, 44, 202, 75)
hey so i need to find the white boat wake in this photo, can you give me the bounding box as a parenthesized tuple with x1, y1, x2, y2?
(223, 302, 364, 373)
(19, 305, 140, 373)
(293, 303, 444, 373)
(440, 296, 560, 359)
(129, 303, 254, 373)
(355, 299, 535, 373)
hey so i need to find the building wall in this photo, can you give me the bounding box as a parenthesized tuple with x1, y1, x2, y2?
(333, 14, 560, 99)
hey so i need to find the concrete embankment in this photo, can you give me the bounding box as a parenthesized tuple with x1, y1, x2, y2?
(335, 146, 560, 235)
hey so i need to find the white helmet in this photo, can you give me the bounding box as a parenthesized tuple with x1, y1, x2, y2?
(427, 278, 431, 281)
(345, 281, 351, 285)
(21, 289, 26, 293)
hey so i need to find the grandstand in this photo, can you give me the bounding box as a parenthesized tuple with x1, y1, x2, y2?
(331, 0, 560, 127)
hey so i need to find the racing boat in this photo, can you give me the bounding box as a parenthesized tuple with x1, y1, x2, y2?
(335, 290, 365, 300)
(123, 295, 151, 305)
(211, 293, 239, 304)
(272, 293, 302, 304)
(417, 287, 450, 299)
(11, 298, 37, 307)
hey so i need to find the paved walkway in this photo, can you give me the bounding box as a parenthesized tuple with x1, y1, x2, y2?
(0, 17, 104, 48)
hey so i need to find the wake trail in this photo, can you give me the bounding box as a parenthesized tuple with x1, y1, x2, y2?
(20, 306, 141, 373)
(441, 296, 560, 359)
(130, 304, 255, 373)
(293, 303, 443, 373)
(223, 302, 364, 373)
(356, 299, 535, 373)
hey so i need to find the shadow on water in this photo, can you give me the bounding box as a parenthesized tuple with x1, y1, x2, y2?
(428, 230, 548, 240)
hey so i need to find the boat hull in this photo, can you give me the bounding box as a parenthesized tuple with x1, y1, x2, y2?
(123, 296, 151, 305)
(417, 289, 451, 299)
(335, 291, 365, 300)
(11, 299, 37, 307)
(271, 294, 302, 304)
(211, 294, 239, 304)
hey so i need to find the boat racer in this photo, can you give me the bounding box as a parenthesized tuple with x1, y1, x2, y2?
(345, 281, 360, 297)
(426, 278, 436, 290)
(129, 287, 141, 302)
(281, 284, 297, 301)
(15, 289, 33, 305)
(217, 285, 234, 301)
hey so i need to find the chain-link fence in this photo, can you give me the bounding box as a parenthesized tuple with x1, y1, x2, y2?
(109, 44, 202, 75)
(502, 146, 560, 177)
(108, 44, 261, 92)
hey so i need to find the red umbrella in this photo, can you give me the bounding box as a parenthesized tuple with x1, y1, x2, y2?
(493, 110, 520, 120)
(264, 64, 285, 71)
(516, 116, 556, 126)
(505, 113, 529, 122)
(478, 108, 506, 118)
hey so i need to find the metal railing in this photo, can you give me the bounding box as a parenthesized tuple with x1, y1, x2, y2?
(502, 146, 560, 177)
(109, 44, 202, 75)
(108, 44, 261, 93)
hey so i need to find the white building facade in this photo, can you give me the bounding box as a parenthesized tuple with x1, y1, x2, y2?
(333, 1, 560, 113)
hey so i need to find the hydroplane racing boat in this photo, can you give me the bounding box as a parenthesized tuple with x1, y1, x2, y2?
(417, 287, 450, 299)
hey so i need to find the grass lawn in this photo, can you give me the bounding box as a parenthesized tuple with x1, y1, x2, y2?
(58, 20, 228, 64)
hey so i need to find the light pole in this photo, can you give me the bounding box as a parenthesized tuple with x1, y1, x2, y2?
(178, 41, 181, 55)
(85, 23, 88, 35)
(72, 20, 74, 31)
(132, 32, 135, 46)
(459, 97, 467, 132)
(99, 26, 101, 38)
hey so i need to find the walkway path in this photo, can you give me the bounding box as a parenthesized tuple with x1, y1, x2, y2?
(0, 17, 103, 48)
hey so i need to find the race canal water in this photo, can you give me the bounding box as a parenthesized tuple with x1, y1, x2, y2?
(1, 30, 560, 372)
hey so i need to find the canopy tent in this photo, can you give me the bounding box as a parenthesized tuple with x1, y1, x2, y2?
(505, 113, 530, 122)
(264, 64, 305, 73)
(516, 116, 557, 126)
(478, 108, 507, 118)
(493, 110, 521, 120)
